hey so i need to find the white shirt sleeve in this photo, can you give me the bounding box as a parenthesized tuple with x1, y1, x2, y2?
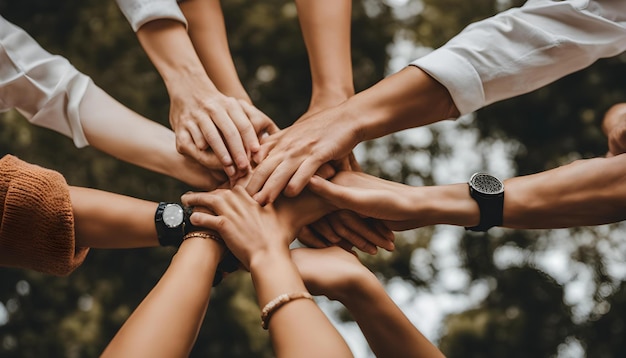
(410, 0, 626, 115)
(116, 0, 187, 32)
(0, 16, 90, 148)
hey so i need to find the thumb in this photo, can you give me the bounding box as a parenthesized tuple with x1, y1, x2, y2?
(308, 175, 356, 210)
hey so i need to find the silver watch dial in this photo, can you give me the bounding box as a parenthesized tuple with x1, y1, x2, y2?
(163, 204, 184, 228)
(469, 173, 504, 195)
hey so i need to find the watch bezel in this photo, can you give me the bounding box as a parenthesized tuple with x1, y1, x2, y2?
(468, 172, 504, 197)
(162, 203, 184, 228)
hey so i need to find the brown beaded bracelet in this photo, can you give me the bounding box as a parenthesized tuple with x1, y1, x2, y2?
(260, 292, 313, 330)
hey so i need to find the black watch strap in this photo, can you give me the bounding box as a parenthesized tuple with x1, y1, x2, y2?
(155, 202, 185, 246)
(466, 173, 505, 232)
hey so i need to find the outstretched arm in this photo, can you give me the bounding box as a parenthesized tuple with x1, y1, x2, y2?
(79, 82, 228, 190)
(295, 0, 354, 116)
(179, 0, 279, 138)
(308, 154, 626, 231)
(69, 186, 160, 249)
(247, 0, 626, 204)
(292, 247, 445, 358)
(130, 9, 264, 180)
(102, 236, 225, 357)
(182, 186, 354, 358)
(247, 66, 456, 204)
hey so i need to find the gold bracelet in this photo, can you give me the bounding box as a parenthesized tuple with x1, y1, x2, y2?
(182, 231, 222, 243)
(260, 292, 313, 330)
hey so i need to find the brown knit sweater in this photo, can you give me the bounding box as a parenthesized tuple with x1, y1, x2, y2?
(0, 155, 88, 276)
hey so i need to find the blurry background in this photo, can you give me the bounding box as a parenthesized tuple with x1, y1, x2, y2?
(1, 0, 626, 357)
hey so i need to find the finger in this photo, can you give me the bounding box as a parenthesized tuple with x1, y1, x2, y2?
(224, 101, 261, 160)
(307, 175, 359, 210)
(181, 190, 225, 210)
(184, 121, 209, 151)
(253, 133, 281, 164)
(332, 212, 395, 252)
(283, 157, 326, 197)
(369, 218, 396, 243)
(336, 240, 357, 256)
(239, 100, 279, 143)
(327, 214, 377, 255)
(348, 152, 362, 172)
(315, 163, 336, 179)
(308, 219, 342, 245)
(206, 105, 250, 171)
(188, 211, 224, 231)
(192, 150, 225, 169)
(296, 226, 330, 249)
(195, 116, 237, 177)
(246, 155, 282, 197)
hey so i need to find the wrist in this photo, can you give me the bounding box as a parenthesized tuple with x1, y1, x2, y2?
(175, 237, 225, 267)
(409, 184, 479, 227)
(248, 245, 292, 272)
(274, 190, 332, 233)
(335, 271, 381, 307)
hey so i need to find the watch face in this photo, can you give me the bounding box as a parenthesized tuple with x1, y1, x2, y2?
(469, 173, 504, 195)
(163, 204, 184, 228)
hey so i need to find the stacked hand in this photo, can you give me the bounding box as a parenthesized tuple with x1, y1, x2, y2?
(602, 103, 626, 157)
(169, 75, 278, 181)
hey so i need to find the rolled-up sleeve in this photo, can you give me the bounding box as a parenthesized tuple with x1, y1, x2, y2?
(116, 0, 188, 32)
(0, 16, 90, 148)
(411, 0, 626, 115)
(0, 155, 89, 276)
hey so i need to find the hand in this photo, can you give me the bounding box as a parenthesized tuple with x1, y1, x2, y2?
(247, 106, 361, 204)
(181, 186, 294, 269)
(177, 155, 229, 191)
(291, 247, 375, 302)
(169, 76, 272, 180)
(602, 103, 626, 157)
(307, 171, 426, 230)
(304, 211, 395, 254)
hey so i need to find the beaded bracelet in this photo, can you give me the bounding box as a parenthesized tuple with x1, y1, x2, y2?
(260, 292, 313, 330)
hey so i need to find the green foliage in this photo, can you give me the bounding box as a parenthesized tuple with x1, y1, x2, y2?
(1, 0, 626, 357)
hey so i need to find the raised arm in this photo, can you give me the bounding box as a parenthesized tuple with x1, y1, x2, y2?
(292, 247, 445, 358)
(181, 186, 353, 358)
(102, 236, 225, 357)
(179, 0, 279, 137)
(115, 0, 269, 180)
(295, 0, 354, 116)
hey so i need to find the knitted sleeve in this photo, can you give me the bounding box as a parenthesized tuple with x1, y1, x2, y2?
(0, 155, 89, 276)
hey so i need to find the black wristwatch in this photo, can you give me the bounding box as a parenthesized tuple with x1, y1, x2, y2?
(155, 202, 196, 246)
(465, 172, 505, 232)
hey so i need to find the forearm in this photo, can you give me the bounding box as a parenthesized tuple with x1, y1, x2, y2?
(296, 0, 354, 105)
(398, 155, 626, 230)
(136, 19, 220, 95)
(343, 66, 458, 143)
(70, 187, 158, 248)
(504, 155, 626, 228)
(102, 238, 223, 357)
(79, 82, 226, 190)
(340, 276, 444, 358)
(250, 250, 352, 358)
(180, 0, 251, 101)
